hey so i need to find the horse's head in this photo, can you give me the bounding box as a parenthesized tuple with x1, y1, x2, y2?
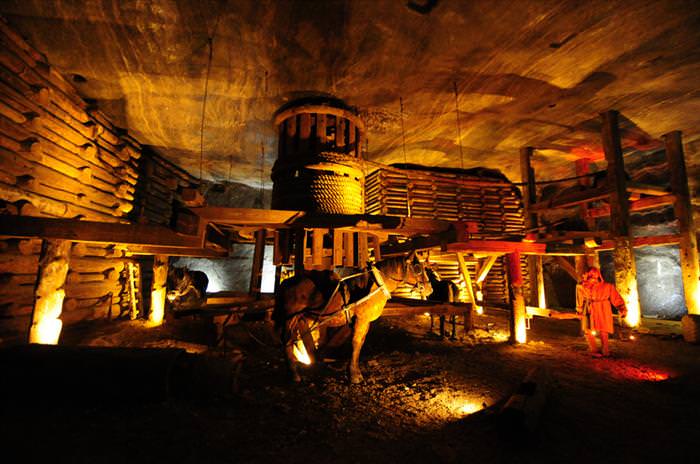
(402, 252, 432, 298)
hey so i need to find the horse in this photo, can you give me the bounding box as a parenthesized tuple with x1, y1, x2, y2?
(273, 253, 432, 384)
(426, 267, 460, 339)
(167, 267, 209, 309)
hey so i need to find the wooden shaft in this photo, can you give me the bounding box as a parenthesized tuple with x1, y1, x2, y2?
(507, 251, 527, 344)
(663, 131, 700, 315)
(28, 239, 71, 344)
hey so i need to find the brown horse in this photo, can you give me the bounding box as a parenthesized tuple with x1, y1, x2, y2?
(274, 254, 432, 383)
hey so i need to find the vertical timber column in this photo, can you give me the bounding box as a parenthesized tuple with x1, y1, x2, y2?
(28, 240, 72, 344)
(294, 229, 306, 275)
(575, 158, 600, 275)
(520, 147, 545, 309)
(250, 229, 267, 297)
(663, 131, 700, 316)
(601, 110, 640, 327)
(149, 255, 168, 325)
(507, 251, 527, 344)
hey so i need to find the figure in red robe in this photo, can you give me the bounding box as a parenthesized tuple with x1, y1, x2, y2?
(576, 267, 627, 357)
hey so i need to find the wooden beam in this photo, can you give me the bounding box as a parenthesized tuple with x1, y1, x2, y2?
(343, 232, 355, 267)
(447, 240, 545, 255)
(293, 229, 305, 275)
(555, 256, 579, 281)
(535, 255, 546, 309)
(601, 110, 640, 327)
(332, 229, 344, 267)
(311, 228, 324, 268)
(520, 146, 537, 230)
(0, 216, 202, 248)
(249, 229, 266, 297)
(663, 131, 700, 317)
(28, 239, 71, 344)
(476, 255, 498, 284)
(357, 232, 368, 269)
(626, 181, 670, 197)
(125, 245, 226, 258)
(529, 186, 611, 211)
(586, 194, 676, 218)
(455, 252, 477, 305)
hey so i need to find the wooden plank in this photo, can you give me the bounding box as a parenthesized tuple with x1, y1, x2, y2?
(663, 131, 699, 316)
(586, 194, 676, 218)
(529, 186, 611, 211)
(455, 252, 476, 305)
(0, 216, 202, 248)
(626, 181, 670, 196)
(249, 229, 266, 296)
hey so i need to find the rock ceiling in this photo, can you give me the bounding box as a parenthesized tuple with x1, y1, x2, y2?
(1, 0, 699, 194)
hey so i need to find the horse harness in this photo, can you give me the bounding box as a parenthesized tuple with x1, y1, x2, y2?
(285, 266, 392, 346)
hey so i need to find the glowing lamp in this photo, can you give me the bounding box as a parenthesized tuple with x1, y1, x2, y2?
(629, 334, 636, 341)
(591, 330, 597, 336)
(423, 312, 430, 317)
(476, 307, 484, 315)
(292, 339, 312, 365)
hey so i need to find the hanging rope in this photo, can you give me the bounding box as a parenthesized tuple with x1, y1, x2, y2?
(453, 81, 464, 169)
(259, 140, 265, 205)
(198, 37, 214, 182)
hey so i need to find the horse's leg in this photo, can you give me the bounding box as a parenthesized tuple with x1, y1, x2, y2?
(439, 315, 445, 338)
(349, 318, 371, 384)
(430, 314, 435, 333)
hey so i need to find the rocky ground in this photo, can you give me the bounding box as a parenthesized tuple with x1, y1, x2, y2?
(2, 309, 699, 464)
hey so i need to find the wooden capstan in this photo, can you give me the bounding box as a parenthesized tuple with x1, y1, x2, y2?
(271, 98, 366, 215)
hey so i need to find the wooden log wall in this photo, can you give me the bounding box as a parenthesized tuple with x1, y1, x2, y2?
(0, 19, 148, 339)
(366, 166, 529, 306)
(132, 148, 200, 227)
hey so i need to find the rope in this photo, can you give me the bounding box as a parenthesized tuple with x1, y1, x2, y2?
(453, 81, 464, 169)
(199, 37, 214, 182)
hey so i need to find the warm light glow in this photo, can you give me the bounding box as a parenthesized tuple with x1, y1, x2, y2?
(476, 290, 483, 300)
(29, 289, 64, 344)
(475, 307, 484, 315)
(459, 401, 483, 415)
(625, 296, 641, 327)
(629, 334, 636, 341)
(292, 339, 312, 365)
(149, 287, 166, 325)
(591, 330, 597, 336)
(515, 317, 527, 343)
(166, 291, 177, 302)
(424, 312, 431, 317)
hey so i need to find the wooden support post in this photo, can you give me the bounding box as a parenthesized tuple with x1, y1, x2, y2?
(535, 256, 546, 309)
(294, 229, 306, 275)
(249, 229, 266, 297)
(311, 229, 324, 268)
(663, 131, 700, 319)
(332, 229, 344, 267)
(127, 262, 139, 320)
(601, 110, 640, 327)
(520, 147, 542, 308)
(28, 239, 71, 344)
(575, 157, 597, 284)
(149, 255, 168, 325)
(507, 251, 527, 344)
(357, 232, 368, 269)
(456, 252, 476, 332)
(343, 232, 355, 267)
(370, 234, 381, 262)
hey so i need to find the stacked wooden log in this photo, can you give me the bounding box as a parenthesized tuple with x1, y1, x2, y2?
(0, 19, 148, 336)
(365, 165, 525, 238)
(366, 165, 529, 306)
(133, 149, 200, 226)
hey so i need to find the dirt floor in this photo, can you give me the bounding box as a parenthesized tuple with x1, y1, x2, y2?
(2, 308, 699, 464)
